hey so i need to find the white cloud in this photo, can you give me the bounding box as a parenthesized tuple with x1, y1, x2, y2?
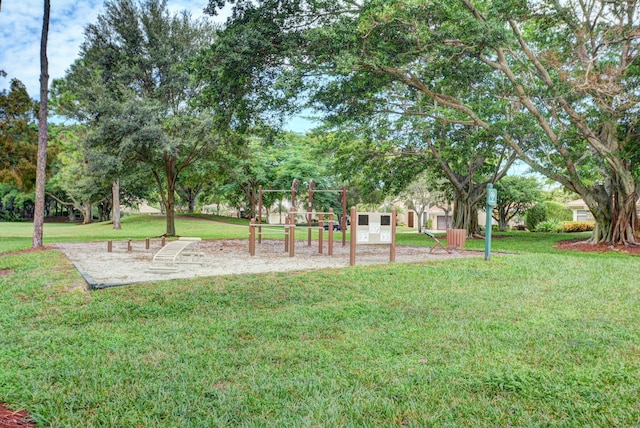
(0, 1, 226, 97)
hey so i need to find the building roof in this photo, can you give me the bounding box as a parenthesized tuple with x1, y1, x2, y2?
(566, 199, 586, 207)
(566, 198, 640, 208)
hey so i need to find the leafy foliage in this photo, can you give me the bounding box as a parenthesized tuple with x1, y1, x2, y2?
(493, 175, 542, 231)
(53, 0, 221, 235)
(0, 77, 38, 189)
(202, 0, 640, 245)
(541, 201, 573, 222)
(534, 219, 563, 233)
(0, 183, 34, 221)
(525, 203, 546, 231)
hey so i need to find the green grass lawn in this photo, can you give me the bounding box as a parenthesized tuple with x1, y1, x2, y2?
(1, 216, 639, 426)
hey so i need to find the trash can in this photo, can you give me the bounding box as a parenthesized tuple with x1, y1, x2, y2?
(446, 229, 466, 249)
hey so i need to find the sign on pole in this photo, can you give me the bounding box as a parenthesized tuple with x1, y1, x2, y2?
(485, 183, 497, 261)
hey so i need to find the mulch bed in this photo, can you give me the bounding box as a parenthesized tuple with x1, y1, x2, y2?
(0, 404, 35, 428)
(555, 238, 640, 254)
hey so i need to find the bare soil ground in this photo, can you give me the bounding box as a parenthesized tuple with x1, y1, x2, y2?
(56, 238, 478, 288)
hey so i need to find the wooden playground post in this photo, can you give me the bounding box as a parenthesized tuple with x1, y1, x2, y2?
(249, 218, 256, 256)
(328, 209, 334, 256)
(318, 220, 323, 254)
(127, 239, 132, 252)
(342, 186, 347, 246)
(291, 179, 299, 211)
(289, 207, 296, 257)
(161, 237, 166, 247)
(145, 237, 150, 250)
(349, 206, 357, 266)
(284, 216, 289, 253)
(308, 180, 314, 246)
(107, 240, 113, 252)
(258, 186, 263, 244)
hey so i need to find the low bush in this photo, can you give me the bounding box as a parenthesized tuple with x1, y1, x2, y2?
(542, 201, 573, 222)
(535, 219, 564, 233)
(562, 221, 595, 232)
(525, 204, 546, 230)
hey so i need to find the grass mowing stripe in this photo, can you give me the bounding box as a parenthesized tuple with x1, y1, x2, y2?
(1, 221, 639, 425)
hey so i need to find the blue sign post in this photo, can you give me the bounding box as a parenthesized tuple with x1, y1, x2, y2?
(485, 184, 497, 261)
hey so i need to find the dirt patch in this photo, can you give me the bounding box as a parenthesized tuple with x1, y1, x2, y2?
(56, 239, 478, 287)
(0, 403, 35, 428)
(1, 246, 57, 257)
(555, 238, 640, 255)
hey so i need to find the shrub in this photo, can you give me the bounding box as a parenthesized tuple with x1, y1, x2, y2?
(541, 201, 573, 221)
(535, 219, 564, 233)
(562, 221, 595, 232)
(525, 203, 546, 231)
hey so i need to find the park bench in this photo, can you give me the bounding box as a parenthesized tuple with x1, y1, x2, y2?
(148, 237, 204, 271)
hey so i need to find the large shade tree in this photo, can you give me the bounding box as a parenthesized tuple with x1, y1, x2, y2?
(0, 76, 38, 189)
(204, 0, 640, 245)
(493, 175, 542, 231)
(55, 0, 220, 236)
(320, 115, 517, 235)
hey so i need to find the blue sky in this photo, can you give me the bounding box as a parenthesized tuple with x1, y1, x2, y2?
(0, 1, 318, 132)
(0, 1, 216, 96)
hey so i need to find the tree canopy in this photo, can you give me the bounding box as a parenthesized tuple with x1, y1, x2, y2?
(493, 175, 542, 231)
(54, 0, 221, 236)
(0, 76, 38, 189)
(203, 0, 640, 245)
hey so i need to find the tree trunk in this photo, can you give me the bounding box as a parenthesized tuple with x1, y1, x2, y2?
(243, 181, 258, 219)
(452, 193, 481, 236)
(165, 158, 177, 237)
(498, 206, 508, 232)
(165, 188, 176, 236)
(585, 173, 638, 245)
(112, 178, 121, 229)
(189, 183, 202, 213)
(98, 199, 111, 222)
(32, 0, 50, 248)
(82, 202, 92, 224)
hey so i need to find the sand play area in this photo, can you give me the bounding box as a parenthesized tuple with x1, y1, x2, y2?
(56, 238, 478, 288)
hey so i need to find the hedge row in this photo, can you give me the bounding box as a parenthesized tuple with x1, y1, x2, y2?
(562, 221, 595, 232)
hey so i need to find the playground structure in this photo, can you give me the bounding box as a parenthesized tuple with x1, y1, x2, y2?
(256, 179, 348, 246)
(249, 197, 398, 266)
(106, 237, 166, 253)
